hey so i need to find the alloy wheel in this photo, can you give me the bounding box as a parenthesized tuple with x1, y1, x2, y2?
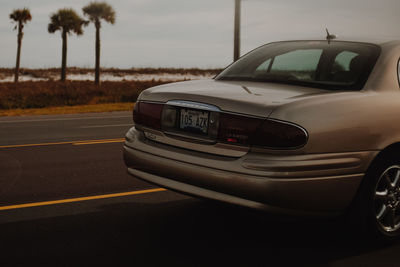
(374, 165, 400, 233)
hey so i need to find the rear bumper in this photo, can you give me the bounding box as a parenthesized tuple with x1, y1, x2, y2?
(123, 127, 378, 216)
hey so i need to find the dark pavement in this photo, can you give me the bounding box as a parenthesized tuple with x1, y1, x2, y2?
(0, 111, 133, 145)
(0, 112, 399, 266)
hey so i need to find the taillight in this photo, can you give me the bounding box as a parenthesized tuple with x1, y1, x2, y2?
(251, 119, 308, 149)
(133, 101, 307, 149)
(217, 113, 307, 149)
(133, 102, 164, 130)
(217, 113, 262, 145)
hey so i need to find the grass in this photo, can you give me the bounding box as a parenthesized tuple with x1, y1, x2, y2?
(0, 102, 135, 116)
(0, 80, 172, 109)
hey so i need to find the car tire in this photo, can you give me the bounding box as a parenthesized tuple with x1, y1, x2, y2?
(349, 152, 400, 241)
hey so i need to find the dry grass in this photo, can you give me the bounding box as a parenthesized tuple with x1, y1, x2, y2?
(0, 80, 174, 109)
(0, 102, 135, 116)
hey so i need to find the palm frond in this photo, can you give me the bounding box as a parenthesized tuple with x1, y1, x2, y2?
(48, 8, 86, 35)
(9, 8, 32, 24)
(83, 2, 116, 26)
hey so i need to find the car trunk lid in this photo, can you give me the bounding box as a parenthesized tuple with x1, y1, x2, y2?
(140, 79, 328, 118)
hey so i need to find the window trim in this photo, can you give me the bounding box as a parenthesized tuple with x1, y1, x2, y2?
(397, 57, 400, 88)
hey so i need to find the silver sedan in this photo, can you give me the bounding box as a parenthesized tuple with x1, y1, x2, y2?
(123, 39, 400, 240)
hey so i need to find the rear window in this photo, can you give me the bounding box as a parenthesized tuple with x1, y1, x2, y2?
(216, 41, 381, 91)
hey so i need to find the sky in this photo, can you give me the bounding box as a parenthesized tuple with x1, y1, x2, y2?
(1, 0, 400, 69)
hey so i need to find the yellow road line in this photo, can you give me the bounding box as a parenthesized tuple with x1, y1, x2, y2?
(0, 188, 167, 211)
(0, 138, 125, 149)
(73, 139, 125, 145)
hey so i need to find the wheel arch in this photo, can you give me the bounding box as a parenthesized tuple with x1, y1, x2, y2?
(347, 142, 400, 212)
(366, 142, 400, 174)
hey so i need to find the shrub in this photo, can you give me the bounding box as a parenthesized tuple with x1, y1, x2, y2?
(0, 80, 174, 109)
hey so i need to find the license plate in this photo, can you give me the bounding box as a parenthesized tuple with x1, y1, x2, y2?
(179, 109, 209, 135)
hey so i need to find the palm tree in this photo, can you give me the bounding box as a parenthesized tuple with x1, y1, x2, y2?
(48, 9, 87, 82)
(10, 8, 32, 83)
(83, 2, 116, 85)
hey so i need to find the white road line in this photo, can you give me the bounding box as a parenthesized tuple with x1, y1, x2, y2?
(0, 115, 132, 124)
(79, 124, 132, 129)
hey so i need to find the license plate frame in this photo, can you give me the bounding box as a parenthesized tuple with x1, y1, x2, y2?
(179, 108, 209, 135)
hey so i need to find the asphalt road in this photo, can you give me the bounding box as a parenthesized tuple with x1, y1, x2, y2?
(1, 112, 400, 266)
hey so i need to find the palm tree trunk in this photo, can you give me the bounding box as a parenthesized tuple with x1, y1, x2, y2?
(61, 30, 67, 82)
(95, 24, 100, 85)
(14, 22, 23, 83)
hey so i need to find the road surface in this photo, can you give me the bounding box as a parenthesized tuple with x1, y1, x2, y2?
(0, 112, 399, 266)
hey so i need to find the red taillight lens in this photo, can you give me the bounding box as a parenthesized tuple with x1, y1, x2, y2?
(217, 113, 263, 145)
(217, 113, 307, 149)
(251, 119, 308, 149)
(133, 102, 164, 130)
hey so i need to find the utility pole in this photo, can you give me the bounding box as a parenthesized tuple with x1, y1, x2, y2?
(233, 0, 241, 61)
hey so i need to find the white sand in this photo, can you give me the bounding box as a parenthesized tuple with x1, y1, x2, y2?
(0, 73, 214, 82)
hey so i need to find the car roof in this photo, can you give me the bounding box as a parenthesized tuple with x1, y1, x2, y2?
(272, 38, 400, 47)
(334, 38, 400, 46)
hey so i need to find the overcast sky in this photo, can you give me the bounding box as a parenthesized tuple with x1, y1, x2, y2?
(1, 0, 400, 69)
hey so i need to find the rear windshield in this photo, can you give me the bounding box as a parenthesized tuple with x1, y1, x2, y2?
(216, 41, 381, 91)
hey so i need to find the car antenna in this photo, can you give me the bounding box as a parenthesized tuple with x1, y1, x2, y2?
(326, 28, 337, 44)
